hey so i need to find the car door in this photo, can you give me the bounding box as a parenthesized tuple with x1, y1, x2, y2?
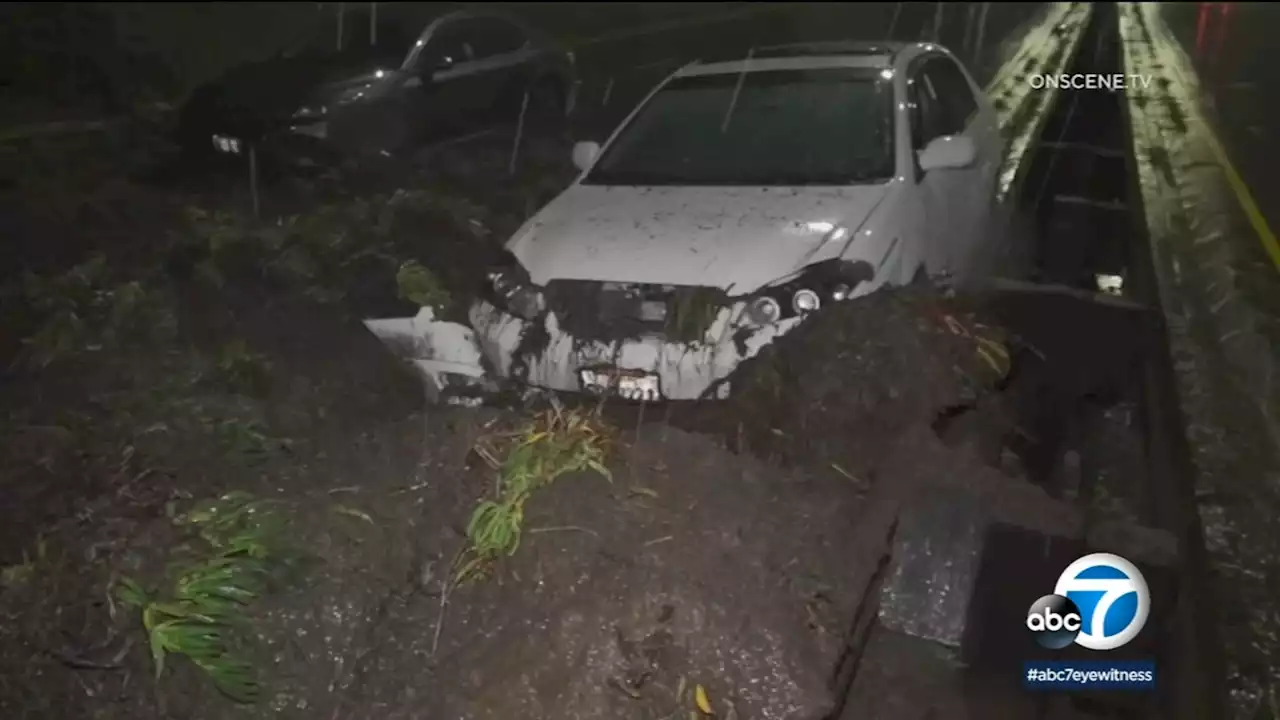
(408, 16, 534, 133)
(463, 16, 538, 121)
(402, 18, 486, 136)
(922, 55, 1001, 281)
(906, 57, 964, 281)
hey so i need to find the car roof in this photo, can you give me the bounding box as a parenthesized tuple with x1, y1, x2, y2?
(676, 40, 934, 77)
(755, 40, 910, 59)
(430, 7, 535, 30)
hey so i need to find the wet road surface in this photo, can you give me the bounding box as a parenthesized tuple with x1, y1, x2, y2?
(1162, 3, 1280, 267)
(1119, 3, 1280, 716)
(1158, 2, 1280, 338)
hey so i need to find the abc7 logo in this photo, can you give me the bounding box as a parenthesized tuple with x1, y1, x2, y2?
(1025, 553, 1150, 651)
(1026, 594, 1084, 649)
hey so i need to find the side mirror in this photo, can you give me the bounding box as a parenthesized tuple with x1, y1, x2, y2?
(572, 141, 600, 171)
(918, 134, 977, 172)
(424, 54, 456, 78)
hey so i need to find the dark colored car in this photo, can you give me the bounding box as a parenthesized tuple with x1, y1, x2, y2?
(176, 8, 577, 167)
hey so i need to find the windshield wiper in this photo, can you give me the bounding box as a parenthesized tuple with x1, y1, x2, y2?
(584, 170, 682, 186)
(585, 167, 893, 187)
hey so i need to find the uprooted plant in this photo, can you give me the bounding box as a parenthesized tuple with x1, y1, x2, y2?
(115, 491, 307, 703)
(182, 203, 395, 304)
(921, 301, 1013, 390)
(15, 254, 175, 369)
(212, 339, 273, 396)
(453, 407, 615, 585)
(396, 259, 451, 309)
(181, 189, 469, 310)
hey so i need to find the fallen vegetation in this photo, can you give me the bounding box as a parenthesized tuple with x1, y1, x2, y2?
(115, 491, 305, 703)
(0, 127, 528, 718)
(455, 407, 614, 585)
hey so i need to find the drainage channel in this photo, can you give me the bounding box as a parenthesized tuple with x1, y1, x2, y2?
(999, 2, 1222, 718)
(837, 4, 1217, 719)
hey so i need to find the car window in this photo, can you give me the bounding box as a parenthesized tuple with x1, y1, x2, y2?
(424, 17, 527, 65)
(922, 57, 978, 134)
(467, 17, 529, 57)
(421, 20, 477, 68)
(907, 66, 949, 150)
(585, 68, 895, 186)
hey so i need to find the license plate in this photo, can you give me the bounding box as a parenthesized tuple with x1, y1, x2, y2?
(212, 134, 242, 154)
(579, 367, 661, 401)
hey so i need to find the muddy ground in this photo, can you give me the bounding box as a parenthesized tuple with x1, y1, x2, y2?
(0, 105, 1056, 720)
(0, 19, 1176, 716)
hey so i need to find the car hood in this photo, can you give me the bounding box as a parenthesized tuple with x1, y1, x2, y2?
(509, 184, 891, 293)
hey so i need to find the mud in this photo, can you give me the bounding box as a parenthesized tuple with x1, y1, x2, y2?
(979, 282, 1156, 491)
(223, 285, 1014, 720)
(1, 240, 1018, 720)
(331, 425, 879, 720)
(704, 282, 1008, 479)
(545, 281, 730, 346)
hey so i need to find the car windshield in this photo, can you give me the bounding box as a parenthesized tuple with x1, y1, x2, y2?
(585, 67, 895, 186)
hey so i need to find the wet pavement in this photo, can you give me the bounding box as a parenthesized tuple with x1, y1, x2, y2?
(1143, 3, 1280, 403)
(1119, 3, 1280, 716)
(1156, 2, 1280, 357)
(1162, 3, 1280, 269)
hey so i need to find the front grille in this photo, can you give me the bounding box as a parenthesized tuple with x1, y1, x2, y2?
(545, 280, 727, 343)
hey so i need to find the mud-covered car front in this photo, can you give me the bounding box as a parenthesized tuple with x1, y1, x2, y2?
(467, 249, 880, 401)
(365, 52, 919, 403)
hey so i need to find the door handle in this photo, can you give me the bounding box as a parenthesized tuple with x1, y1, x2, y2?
(403, 77, 423, 89)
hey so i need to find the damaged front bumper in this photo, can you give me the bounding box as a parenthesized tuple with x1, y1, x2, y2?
(363, 307, 497, 406)
(364, 301, 803, 403)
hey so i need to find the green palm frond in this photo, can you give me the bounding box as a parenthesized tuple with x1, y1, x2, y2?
(118, 491, 302, 703)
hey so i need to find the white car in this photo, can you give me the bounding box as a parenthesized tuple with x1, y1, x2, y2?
(367, 41, 1007, 403)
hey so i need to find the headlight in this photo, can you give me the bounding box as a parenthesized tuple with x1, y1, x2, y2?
(332, 83, 377, 106)
(292, 105, 327, 120)
(485, 253, 546, 320)
(746, 296, 781, 326)
(743, 258, 877, 327)
(792, 289, 821, 313)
